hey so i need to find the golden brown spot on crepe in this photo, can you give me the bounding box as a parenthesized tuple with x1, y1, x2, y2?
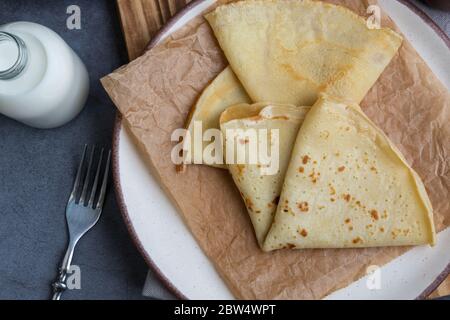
(302, 155, 310, 164)
(338, 166, 345, 172)
(343, 194, 351, 202)
(318, 205, 325, 210)
(271, 116, 290, 120)
(370, 166, 378, 174)
(286, 243, 296, 249)
(329, 184, 336, 195)
(345, 218, 351, 224)
(239, 138, 249, 144)
(255, 210, 261, 214)
(403, 229, 410, 236)
(335, 152, 340, 157)
(267, 202, 274, 208)
(391, 229, 401, 239)
(348, 226, 354, 231)
(313, 160, 317, 165)
(366, 224, 373, 229)
(330, 197, 336, 202)
(320, 131, 330, 139)
(354, 199, 366, 210)
(298, 202, 309, 212)
(352, 237, 363, 244)
(298, 166, 305, 173)
(309, 169, 319, 183)
(245, 197, 254, 212)
(345, 127, 350, 131)
(380, 227, 385, 232)
(370, 210, 379, 221)
(236, 164, 245, 176)
(298, 228, 308, 237)
(382, 210, 388, 219)
(283, 209, 289, 213)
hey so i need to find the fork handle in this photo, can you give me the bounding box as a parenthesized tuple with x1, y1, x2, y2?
(51, 240, 76, 300)
(52, 269, 68, 300)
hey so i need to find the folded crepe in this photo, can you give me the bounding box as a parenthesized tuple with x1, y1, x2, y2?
(263, 96, 436, 251)
(206, 0, 403, 106)
(220, 103, 310, 246)
(184, 66, 251, 168)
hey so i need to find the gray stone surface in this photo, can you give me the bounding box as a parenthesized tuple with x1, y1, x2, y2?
(411, 0, 450, 35)
(0, 0, 149, 300)
(0, 0, 448, 300)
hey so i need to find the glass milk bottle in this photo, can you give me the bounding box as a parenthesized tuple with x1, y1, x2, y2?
(0, 22, 89, 128)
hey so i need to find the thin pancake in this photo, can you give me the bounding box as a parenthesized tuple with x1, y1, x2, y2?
(184, 66, 251, 168)
(221, 103, 310, 246)
(206, 0, 403, 106)
(263, 96, 436, 251)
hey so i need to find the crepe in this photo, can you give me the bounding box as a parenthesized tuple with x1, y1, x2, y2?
(220, 103, 310, 246)
(206, 0, 403, 106)
(263, 96, 436, 251)
(184, 66, 251, 168)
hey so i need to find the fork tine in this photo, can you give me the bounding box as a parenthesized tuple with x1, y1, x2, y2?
(80, 146, 95, 204)
(96, 150, 111, 209)
(71, 145, 87, 200)
(88, 148, 104, 207)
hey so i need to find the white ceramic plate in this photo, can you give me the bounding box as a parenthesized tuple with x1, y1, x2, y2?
(112, 0, 450, 300)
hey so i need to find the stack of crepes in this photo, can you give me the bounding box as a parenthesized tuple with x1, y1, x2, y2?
(183, 0, 436, 250)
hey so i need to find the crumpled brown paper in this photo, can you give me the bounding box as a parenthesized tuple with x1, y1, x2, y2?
(102, 0, 450, 299)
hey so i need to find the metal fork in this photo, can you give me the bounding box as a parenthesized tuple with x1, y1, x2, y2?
(51, 145, 111, 300)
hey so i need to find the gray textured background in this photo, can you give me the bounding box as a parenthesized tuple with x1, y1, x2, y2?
(0, 0, 448, 300)
(0, 0, 148, 300)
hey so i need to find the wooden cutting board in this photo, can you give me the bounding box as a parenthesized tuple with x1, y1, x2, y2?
(115, 0, 449, 299)
(117, 0, 192, 60)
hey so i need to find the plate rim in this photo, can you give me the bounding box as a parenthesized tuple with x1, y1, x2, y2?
(111, 0, 450, 300)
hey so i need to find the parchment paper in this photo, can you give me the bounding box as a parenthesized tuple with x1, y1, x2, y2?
(102, 0, 450, 299)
